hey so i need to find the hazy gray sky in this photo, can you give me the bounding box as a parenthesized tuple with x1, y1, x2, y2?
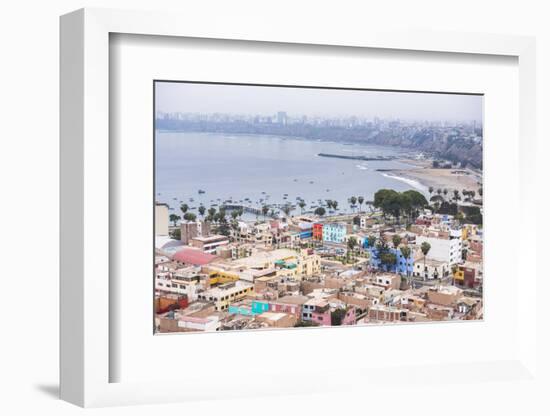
(155, 82, 483, 122)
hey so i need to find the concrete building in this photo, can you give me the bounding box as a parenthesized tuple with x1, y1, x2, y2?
(256, 312, 297, 328)
(155, 202, 169, 236)
(189, 234, 229, 254)
(416, 235, 462, 264)
(176, 314, 220, 332)
(197, 281, 254, 311)
(180, 221, 198, 244)
(369, 247, 414, 275)
(323, 223, 347, 243)
(313, 223, 323, 240)
(426, 286, 463, 306)
(368, 305, 409, 322)
(413, 258, 450, 280)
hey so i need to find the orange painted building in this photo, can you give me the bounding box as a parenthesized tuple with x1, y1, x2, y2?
(313, 223, 323, 240)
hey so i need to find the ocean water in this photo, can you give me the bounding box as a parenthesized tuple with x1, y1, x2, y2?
(155, 131, 426, 217)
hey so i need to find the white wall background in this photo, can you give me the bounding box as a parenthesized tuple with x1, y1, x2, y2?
(0, 0, 547, 414)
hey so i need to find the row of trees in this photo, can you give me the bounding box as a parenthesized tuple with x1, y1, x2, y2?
(373, 189, 429, 224)
(428, 186, 482, 202)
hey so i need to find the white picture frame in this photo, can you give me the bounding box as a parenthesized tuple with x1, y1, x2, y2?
(60, 7, 540, 408)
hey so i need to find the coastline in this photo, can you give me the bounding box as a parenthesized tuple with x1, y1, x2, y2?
(386, 158, 482, 194)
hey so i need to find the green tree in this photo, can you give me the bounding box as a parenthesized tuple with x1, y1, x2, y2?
(170, 228, 181, 240)
(330, 308, 346, 326)
(298, 200, 306, 214)
(347, 236, 358, 252)
(314, 207, 326, 216)
(421, 241, 431, 270)
(428, 186, 434, 196)
(169, 214, 180, 226)
(379, 251, 397, 271)
(399, 245, 412, 277)
(453, 189, 461, 204)
(183, 212, 196, 222)
(332, 200, 338, 210)
(392, 234, 401, 249)
(198, 205, 206, 218)
(231, 210, 239, 220)
(367, 235, 377, 248)
(358, 196, 364, 212)
(350, 196, 357, 212)
(180, 203, 189, 215)
(207, 207, 216, 221)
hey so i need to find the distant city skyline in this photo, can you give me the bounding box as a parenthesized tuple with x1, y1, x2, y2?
(155, 81, 483, 123)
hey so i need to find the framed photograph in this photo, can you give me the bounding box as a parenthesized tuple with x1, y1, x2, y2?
(153, 80, 484, 334)
(60, 8, 540, 408)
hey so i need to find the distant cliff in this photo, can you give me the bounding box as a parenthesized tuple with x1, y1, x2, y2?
(156, 119, 483, 169)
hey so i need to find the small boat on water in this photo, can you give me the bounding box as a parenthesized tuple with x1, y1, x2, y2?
(198, 189, 205, 194)
(309, 181, 314, 184)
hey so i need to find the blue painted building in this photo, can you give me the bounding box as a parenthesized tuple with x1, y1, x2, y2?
(322, 223, 347, 243)
(228, 300, 269, 316)
(369, 247, 414, 275)
(298, 222, 313, 239)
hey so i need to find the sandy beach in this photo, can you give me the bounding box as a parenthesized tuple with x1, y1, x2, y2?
(388, 159, 482, 195)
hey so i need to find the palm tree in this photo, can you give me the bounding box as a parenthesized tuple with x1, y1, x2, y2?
(169, 214, 180, 226)
(420, 241, 431, 280)
(261, 204, 269, 220)
(399, 245, 412, 278)
(231, 210, 239, 220)
(332, 200, 338, 211)
(392, 234, 401, 249)
(281, 204, 292, 217)
(207, 207, 216, 222)
(358, 196, 364, 212)
(298, 200, 306, 214)
(198, 205, 206, 218)
(428, 186, 434, 197)
(180, 203, 189, 215)
(443, 189, 448, 199)
(350, 196, 357, 212)
(437, 188, 442, 197)
(453, 189, 461, 204)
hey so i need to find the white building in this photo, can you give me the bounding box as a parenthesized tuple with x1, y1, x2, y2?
(413, 258, 450, 280)
(176, 314, 220, 332)
(197, 281, 254, 311)
(416, 235, 462, 264)
(155, 203, 169, 236)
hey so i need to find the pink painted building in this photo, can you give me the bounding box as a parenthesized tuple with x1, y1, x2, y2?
(269, 295, 308, 319)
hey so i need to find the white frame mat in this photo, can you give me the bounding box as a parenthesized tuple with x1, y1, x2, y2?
(60, 8, 538, 408)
